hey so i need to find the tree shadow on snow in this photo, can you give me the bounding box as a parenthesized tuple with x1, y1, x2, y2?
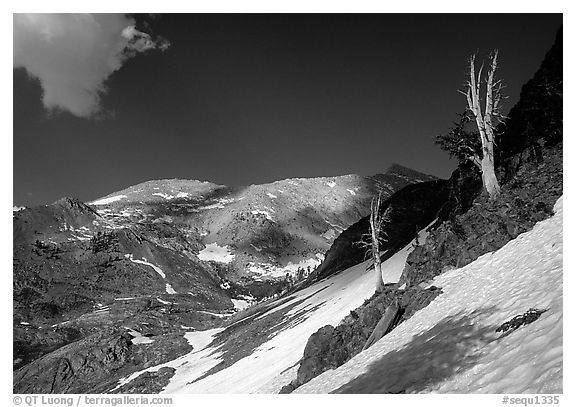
(332, 307, 500, 394)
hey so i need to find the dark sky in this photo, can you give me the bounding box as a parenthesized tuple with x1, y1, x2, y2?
(13, 14, 562, 206)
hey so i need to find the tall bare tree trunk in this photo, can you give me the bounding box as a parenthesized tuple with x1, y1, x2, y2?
(464, 50, 503, 199)
(481, 148, 499, 198)
(369, 194, 387, 292)
(371, 233, 385, 292)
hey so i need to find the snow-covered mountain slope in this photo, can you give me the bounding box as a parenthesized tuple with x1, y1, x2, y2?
(13, 165, 439, 388)
(110, 223, 434, 393)
(86, 165, 437, 284)
(295, 196, 563, 394)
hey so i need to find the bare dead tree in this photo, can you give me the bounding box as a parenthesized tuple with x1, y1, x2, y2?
(356, 193, 391, 292)
(460, 50, 507, 198)
(356, 197, 404, 351)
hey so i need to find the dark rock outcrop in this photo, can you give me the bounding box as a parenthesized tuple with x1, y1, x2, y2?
(15, 327, 134, 393)
(498, 26, 562, 172)
(402, 142, 562, 287)
(314, 179, 450, 281)
(112, 367, 176, 393)
(14, 327, 192, 394)
(281, 285, 442, 393)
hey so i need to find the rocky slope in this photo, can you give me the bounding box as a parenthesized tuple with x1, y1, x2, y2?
(87, 164, 436, 283)
(13, 164, 435, 392)
(313, 179, 450, 281)
(498, 26, 562, 171)
(296, 195, 562, 394)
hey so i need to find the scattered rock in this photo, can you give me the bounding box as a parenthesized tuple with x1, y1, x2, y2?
(496, 308, 548, 336)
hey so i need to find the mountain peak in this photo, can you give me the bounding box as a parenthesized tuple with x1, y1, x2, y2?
(383, 163, 439, 182)
(53, 196, 100, 217)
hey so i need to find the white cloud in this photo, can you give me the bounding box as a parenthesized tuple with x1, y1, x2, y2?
(13, 14, 170, 118)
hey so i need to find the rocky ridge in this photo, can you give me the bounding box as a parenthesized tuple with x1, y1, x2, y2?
(13, 164, 435, 392)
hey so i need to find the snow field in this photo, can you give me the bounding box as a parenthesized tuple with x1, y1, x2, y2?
(197, 243, 235, 263)
(296, 197, 563, 394)
(111, 223, 430, 393)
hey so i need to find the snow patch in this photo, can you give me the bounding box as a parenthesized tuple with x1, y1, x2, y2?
(326, 181, 336, 188)
(126, 328, 154, 345)
(152, 192, 175, 200)
(232, 298, 253, 311)
(71, 233, 92, 241)
(553, 196, 562, 213)
(165, 283, 177, 295)
(184, 328, 224, 349)
(197, 197, 235, 210)
(126, 254, 166, 278)
(346, 189, 356, 196)
(197, 310, 232, 318)
(90, 195, 127, 205)
(266, 192, 277, 199)
(198, 243, 235, 263)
